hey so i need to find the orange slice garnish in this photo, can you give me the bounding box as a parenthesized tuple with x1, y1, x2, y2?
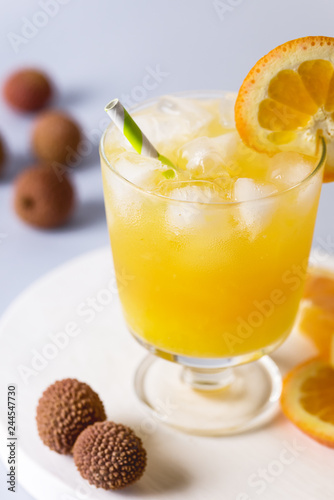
(281, 358, 334, 447)
(235, 36, 334, 182)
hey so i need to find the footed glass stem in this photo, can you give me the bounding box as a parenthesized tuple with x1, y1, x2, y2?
(181, 366, 236, 391)
(134, 355, 282, 436)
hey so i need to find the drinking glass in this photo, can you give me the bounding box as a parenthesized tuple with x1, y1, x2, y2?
(100, 91, 325, 435)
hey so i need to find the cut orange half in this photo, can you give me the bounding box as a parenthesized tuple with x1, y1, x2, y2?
(281, 358, 334, 447)
(299, 267, 334, 359)
(235, 36, 334, 182)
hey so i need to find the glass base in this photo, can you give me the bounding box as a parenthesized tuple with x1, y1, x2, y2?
(134, 354, 282, 436)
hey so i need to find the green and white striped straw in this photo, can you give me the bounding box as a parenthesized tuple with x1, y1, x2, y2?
(105, 99, 176, 178)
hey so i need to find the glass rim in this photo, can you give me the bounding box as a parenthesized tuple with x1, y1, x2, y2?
(99, 90, 327, 207)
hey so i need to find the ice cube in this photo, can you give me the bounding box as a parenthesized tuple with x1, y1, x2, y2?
(295, 167, 322, 213)
(102, 159, 143, 221)
(135, 97, 213, 149)
(219, 93, 236, 129)
(178, 136, 225, 178)
(214, 173, 234, 200)
(162, 180, 225, 230)
(234, 178, 277, 202)
(234, 178, 278, 235)
(178, 132, 239, 179)
(166, 180, 224, 203)
(104, 125, 134, 157)
(158, 96, 182, 115)
(267, 152, 315, 188)
(113, 151, 167, 189)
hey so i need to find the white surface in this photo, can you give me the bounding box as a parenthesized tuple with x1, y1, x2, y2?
(0, 246, 334, 500)
(1, 1, 334, 498)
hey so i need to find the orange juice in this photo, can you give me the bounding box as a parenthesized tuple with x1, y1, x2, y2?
(100, 92, 324, 360)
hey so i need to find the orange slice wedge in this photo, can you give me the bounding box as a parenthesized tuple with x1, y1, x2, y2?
(281, 358, 334, 447)
(299, 267, 334, 359)
(235, 36, 334, 182)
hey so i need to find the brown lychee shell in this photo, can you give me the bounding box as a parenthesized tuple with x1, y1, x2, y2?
(36, 379, 107, 455)
(73, 421, 147, 490)
(32, 111, 81, 164)
(3, 69, 52, 112)
(14, 164, 74, 229)
(0, 136, 6, 174)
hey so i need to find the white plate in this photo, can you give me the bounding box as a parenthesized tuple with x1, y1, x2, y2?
(0, 247, 333, 500)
